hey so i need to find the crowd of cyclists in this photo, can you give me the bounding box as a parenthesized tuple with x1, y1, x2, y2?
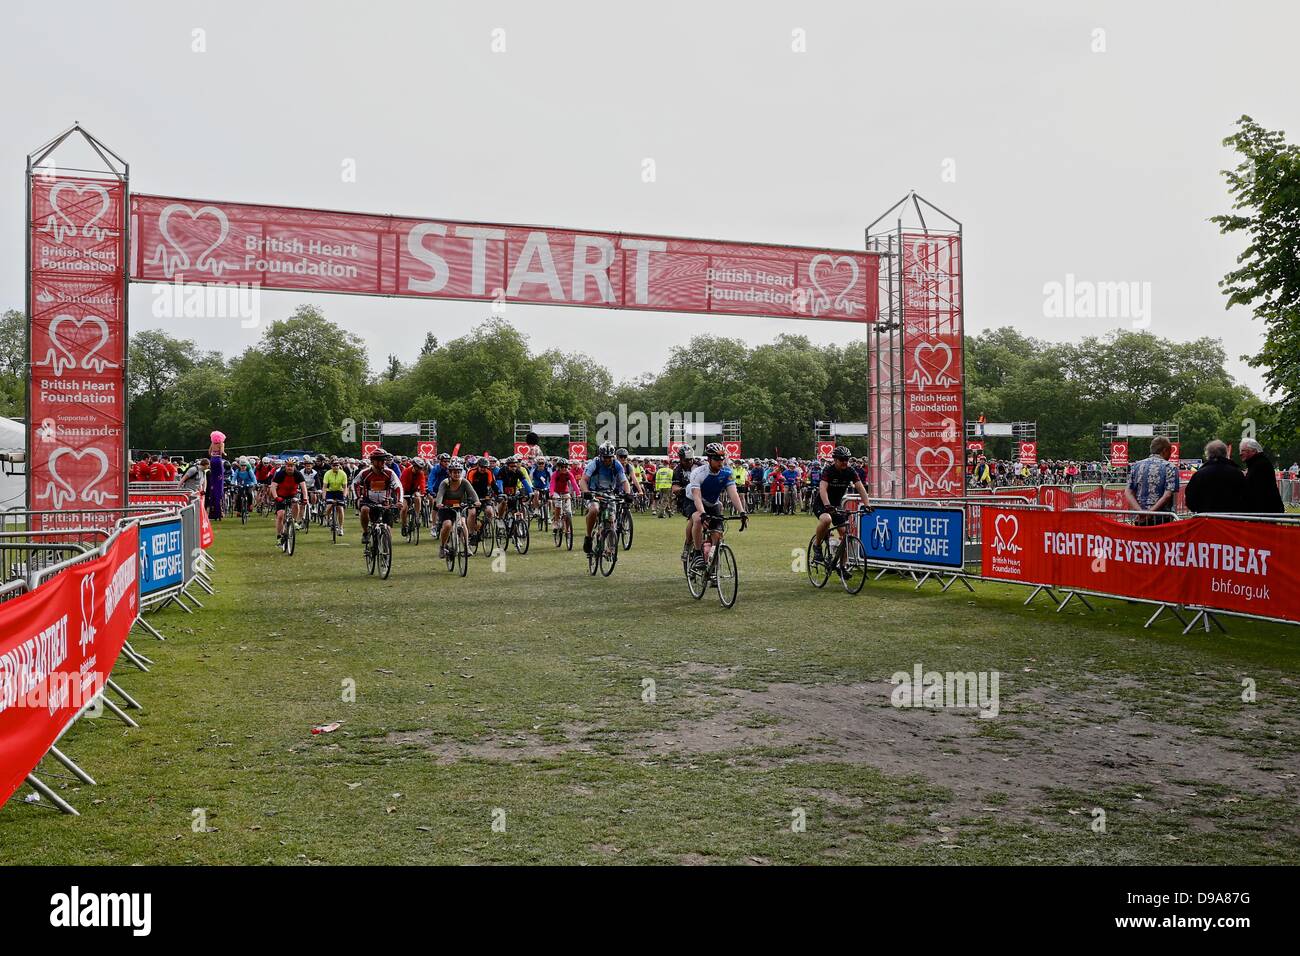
(173, 442, 876, 604)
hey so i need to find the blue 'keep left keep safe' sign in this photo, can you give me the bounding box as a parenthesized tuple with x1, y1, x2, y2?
(860, 505, 965, 570)
(139, 519, 185, 595)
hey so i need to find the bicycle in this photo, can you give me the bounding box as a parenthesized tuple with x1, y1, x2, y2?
(363, 504, 394, 579)
(533, 492, 550, 533)
(277, 513, 296, 556)
(501, 493, 530, 555)
(551, 494, 574, 550)
(616, 498, 634, 550)
(441, 504, 471, 577)
(402, 493, 423, 546)
(684, 513, 744, 608)
(806, 497, 868, 594)
(586, 493, 621, 577)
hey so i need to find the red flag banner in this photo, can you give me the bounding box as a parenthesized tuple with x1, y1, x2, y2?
(981, 507, 1300, 622)
(130, 195, 879, 323)
(1018, 441, 1038, 466)
(0, 525, 139, 807)
(29, 175, 128, 525)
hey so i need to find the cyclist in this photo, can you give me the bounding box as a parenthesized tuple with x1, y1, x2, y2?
(670, 445, 696, 559)
(231, 457, 257, 517)
(400, 456, 428, 532)
(352, 449, 403, 545)
(465, 455, 497, 543)
(425, 453, 450, 496)
(530, 456, 552, 513)
(686, 442, 748, 567)
(498, 455, 533, 516)
(301, 458, 321, 519)
(435, 458, 480, 559)
(322, 457, 350, 534)
(616, 448, 643, 501)
(271, 458, 309, 541)
(580, 441, 631, 554)
(813, 445, 871, 563)
(549, 456, 580, 528)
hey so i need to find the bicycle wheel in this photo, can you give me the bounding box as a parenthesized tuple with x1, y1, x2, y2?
(599, 528, 619, 576)
(619, 509, 634, 551)
(839, 535, 869, 594)
(331, 514, 338, 544)
(686, 551, 707, 598)
(553, 521, 563, 548)
(412, 516, 420, 547)
(587, 536, 599, 575)
(514, 518, 530, 555)
(565, 518, 573, 551)
(456, 526, 469, 577)
(715, 544, 738, 608)
(377, 527, 393, 579)
(806, 536, 830, 588)
(365, 532, 376, 574)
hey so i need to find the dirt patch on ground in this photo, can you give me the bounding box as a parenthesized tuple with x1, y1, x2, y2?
(378, 671, 1299, 830)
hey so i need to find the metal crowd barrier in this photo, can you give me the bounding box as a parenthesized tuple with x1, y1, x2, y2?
(4, 495, 217, 813)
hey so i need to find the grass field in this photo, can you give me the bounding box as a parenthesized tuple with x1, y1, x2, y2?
(2, 507, 1298, 865)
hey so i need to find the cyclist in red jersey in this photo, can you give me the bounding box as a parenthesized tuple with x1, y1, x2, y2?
(271, 459, 309, 539)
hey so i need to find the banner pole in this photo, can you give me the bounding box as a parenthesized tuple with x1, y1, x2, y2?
(24, 773, 78, 815)
(47, 746, 97, 786)
(100, 694, 139, 728)
(105, 678, 142, 710)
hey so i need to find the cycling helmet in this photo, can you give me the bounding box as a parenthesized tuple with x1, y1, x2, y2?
(833, 445, 851, 461)
(677, 444, 694, 459)
(448, 458, 464, 471)
(465, 455, 479, 468)
(438, 452, 450, 462)
(597, 441, 616, 458)
(616, 447, 629, 458)
(556, 458, 569, 468)
(413, 458, 426, 468)
(704, 442, 726, 458)
(368, 449, 386, 461)
(507, 455, 521, 465)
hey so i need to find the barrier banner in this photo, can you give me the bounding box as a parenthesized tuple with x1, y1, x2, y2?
(863, 504, 964, 569)
(130, 195, 879, 323)
(901, 232, 964, 498)
(981, 507, 1300, 622)
(28, 175, 128, 527)
(1070, 484, 1128, 510)
(0, 524, 139, 807)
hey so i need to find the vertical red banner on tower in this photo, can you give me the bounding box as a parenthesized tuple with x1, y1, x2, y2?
(28, 174, 128, 528)
(901, 232, 964, 498)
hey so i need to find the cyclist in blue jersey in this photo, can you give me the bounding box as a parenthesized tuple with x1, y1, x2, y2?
(424, 452, 450, 495)
(580, 441, 631, 554)
(685, 443, 748, 567)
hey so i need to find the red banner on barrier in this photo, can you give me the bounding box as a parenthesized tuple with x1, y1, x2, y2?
(130, 195, 879, 323)
(29, 175, 128, 522)
(0, 525, 139, 807)
(982, 507, 1300, 622)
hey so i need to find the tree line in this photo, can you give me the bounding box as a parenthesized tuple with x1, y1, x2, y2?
(2, 303, 1288, 463)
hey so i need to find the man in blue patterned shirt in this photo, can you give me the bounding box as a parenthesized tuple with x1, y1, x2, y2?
(1124, 436, 1179, 525)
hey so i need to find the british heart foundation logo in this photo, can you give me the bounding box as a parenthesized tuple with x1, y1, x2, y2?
(909, 445, 958, 495)
(992, 513, 1022, 554)
(32, 313, 118, 376)
(143, 203, 232, 278)
(38, 182, 113, 244)
(36, 446, 118, 509)
(804, 254, 862, 316)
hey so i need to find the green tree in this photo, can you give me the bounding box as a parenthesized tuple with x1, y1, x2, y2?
(1212, 115, 1300, 451)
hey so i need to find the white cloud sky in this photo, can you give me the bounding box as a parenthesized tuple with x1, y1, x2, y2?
(3, 0, 1294, 394)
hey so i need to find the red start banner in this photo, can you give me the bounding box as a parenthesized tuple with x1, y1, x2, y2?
(901, 232, 964, 498)
(1018, 440, 1038, 466)
(1109, 441, 1129, 468)
(982, 507, 1300, 623)
(129, 195, 880, 323)
(28, 175, 128, 523)
(0, 525, 139, 806)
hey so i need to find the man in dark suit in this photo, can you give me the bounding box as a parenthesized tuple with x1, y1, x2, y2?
(1184, 440, 1245, 513)
(1239, 438, 1285, 513)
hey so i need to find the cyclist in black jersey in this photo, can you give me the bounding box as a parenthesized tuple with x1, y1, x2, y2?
(813, 445, 870, 561)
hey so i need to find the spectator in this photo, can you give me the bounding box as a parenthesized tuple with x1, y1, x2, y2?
(1184, 440, 1244, 513)
(1124, 436, 1179, 525)
(180, 458, 209, 495)
(1239, 438, 1285, 514)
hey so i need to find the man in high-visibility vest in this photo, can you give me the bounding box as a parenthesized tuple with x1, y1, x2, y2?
(654, 459, 674, 517)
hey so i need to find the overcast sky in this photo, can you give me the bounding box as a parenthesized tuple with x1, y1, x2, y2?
(3, 0, 1295, 394)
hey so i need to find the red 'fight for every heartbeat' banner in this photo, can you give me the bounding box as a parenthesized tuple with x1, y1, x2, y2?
(981, 506, 1300, 623)
(129, 196, 880, 323)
